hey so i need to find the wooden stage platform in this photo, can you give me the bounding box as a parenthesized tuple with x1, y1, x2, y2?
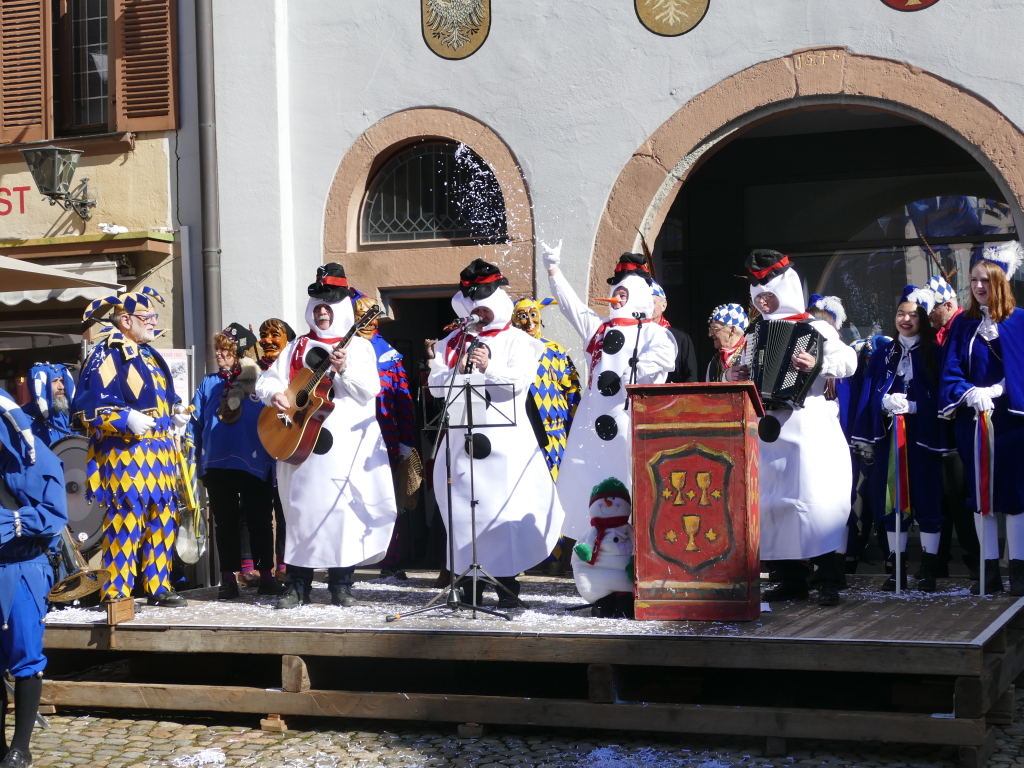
(39, 574, 1024, 767)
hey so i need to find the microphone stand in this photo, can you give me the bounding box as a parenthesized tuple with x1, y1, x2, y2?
(625, 312, 646, 410)
(386, 320, 513, 622)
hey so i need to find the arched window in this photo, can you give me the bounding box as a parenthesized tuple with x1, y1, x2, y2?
(361, 142, 509, 245)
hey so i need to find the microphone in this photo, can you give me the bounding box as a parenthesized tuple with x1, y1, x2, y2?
(632, 312, 647, 320)
(461, 313, 482, 327)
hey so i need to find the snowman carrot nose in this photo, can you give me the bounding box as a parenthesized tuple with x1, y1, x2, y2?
(603, 498, 613, 506)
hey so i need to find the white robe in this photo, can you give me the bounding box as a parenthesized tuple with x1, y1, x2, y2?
(429, 326, 564, 577)
(750, 319, 857, 560)
(548, 270, 677, 540)
(255, 334, 397, 568)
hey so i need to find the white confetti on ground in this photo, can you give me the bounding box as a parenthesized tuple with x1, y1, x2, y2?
(579, 746, 733, 767)
(170, 748, 225, 766)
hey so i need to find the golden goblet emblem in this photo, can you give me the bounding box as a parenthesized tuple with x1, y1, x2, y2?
(696, 471, 712, 506)
(683, 515, 701, 552)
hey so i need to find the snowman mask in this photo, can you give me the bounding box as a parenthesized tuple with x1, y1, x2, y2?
(304, 295, 355, 340)
(749, 267, 805, 321)
(608, 274, 655, 321)
(451, 286, 514, 332)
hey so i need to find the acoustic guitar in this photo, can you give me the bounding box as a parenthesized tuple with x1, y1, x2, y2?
(258, 304, 381, 464)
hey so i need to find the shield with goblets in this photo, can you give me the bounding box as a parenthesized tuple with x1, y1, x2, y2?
(647, 443, 734, 573)
(880, 0, 939, 10)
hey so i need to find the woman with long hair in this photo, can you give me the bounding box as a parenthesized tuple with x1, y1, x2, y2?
(852, 287, 945, 592)
(940, 243, 1024, 595)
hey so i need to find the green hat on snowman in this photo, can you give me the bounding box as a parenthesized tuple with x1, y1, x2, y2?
(590, 478, 631, 508)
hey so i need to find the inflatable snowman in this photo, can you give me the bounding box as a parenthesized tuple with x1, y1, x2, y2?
(544, 245, 677, 539)
(572, 478, 635, 618)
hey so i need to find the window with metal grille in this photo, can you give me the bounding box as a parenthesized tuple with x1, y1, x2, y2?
(52, 0, 109, 133)
(361, 142, 508, 245)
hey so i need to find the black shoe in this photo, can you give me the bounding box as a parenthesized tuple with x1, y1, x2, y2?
(457, 577, 486, 606)
(0, 747, 31, 768)
(970, 560, 1004, 595)
(818, 583, 841, 606)
(329, 586, 358, 607)
(275, 588, 305, 609)
(762, 581, 809, 602)
(218, 581, 239, 600)
(590, 593, 617, 618)
(882, 552, 908, 592)
(1009, 560, 1024, 597)
(917, 552, 938, 593)
(496, 595, 520, 609)
(257, 578, 287, 596)
(379, 568, 408, 580)
(147, 589, 187, 607)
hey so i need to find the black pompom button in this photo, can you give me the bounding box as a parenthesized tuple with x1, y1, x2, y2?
(597, 371, 621, 397)
(602, 330, 626, 355)
(595, 415, 618, 441)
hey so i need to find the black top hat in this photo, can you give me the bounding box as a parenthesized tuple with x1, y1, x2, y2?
(459, 259, 509, 300)
(308, 263, 355, 303)
(608, 253, 652, 286)
(746, 249, 792, 286)
(221, 322, 258, 357)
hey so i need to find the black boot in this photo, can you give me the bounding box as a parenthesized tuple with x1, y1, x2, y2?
(970, 559, 1004, 595)
(612, 592, 635, 619)
(327, 567, 357, 607)
(495, 576, 521, 609)
(917, 552, 938, 593)
(1009, 560, 1024, 597)
(762, 561, 809, 602)
(811, 553, 842, 606)
(277, 566, 312, 608)
(882, 552, 908, 592)
(456, 576, 486, 606)
(590, 593, 616, 617)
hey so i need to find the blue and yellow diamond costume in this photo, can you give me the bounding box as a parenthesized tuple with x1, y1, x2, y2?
(71, 288, 181, 601)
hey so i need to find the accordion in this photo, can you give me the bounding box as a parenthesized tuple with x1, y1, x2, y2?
(748, 319, 825, 409)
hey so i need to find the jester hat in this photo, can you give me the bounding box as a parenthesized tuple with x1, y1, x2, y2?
(82, 285, 166, 338)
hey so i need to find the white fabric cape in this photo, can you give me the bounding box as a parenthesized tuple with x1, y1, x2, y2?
(548, 270, 677, 540)
(428, 317, 563, 577)
(255, 297, 397, 568)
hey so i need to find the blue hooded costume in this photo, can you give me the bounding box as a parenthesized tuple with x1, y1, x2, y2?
(0, 391, 67, 677)
(23, 363, 75, 447)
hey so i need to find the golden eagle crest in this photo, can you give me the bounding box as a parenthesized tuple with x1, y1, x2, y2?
(422, 0, 491, 60)
(635, 0, 710, 37)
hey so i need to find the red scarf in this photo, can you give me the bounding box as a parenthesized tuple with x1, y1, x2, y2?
(444, 323, 511, 368)
(288, 332, 345, 380)
(218, 368, 240, 381)
(781, 312, 812, 321)
(935, 306, 963, 347)
(719, 337, 744, 370)
(585, 317, 651, 387)
(582, 516, 631, 565)
(656, 316, 671, 329)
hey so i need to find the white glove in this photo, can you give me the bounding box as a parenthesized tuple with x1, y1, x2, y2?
(398, 444, 414, 458)
(965, 386, 997, 413)
(541, 240, 562, 269)
(125, 410, 156, 436)
(881, 393, 916, 415)
(171, 411, 191, 429)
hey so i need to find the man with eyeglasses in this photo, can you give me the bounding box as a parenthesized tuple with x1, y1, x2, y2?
(71, 287, 191, 608)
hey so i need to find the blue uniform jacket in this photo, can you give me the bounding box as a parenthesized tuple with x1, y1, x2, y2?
(192, 373, 274, 481)
(852, 337, 946, 452)
(24, 364, 75, 446)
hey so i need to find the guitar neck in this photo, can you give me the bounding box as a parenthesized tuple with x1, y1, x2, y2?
(301, 307, 379, 395)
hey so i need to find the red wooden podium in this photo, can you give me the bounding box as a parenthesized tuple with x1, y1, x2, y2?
(628, 382, 764, 621)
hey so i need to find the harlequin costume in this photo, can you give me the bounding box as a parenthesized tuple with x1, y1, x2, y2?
(547, 252, 677, 540)
(71, 287, 186, 605)
(255, 264, 397, 607)
(428, 259, 564, 603)
(23, 363, 75, 447)
(193, 323, 282, 599)
(852, 286, 946, 591)
(511, 297, 581, 480)
(939, 242, 1024, 595)
(743, 251, 857, 606)
(705, 304, 748, 383)
(0, 392, 67, 768)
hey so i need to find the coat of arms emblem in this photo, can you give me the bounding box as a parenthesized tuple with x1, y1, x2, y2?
(422, 0, 491, 60)
(635, 0, 710, 37)
(880, 0, 940, 9)
(647, 443, 734, 573)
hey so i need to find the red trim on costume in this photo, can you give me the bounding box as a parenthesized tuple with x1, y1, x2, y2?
(781, 312, 812, 321)
(321, 276, 348, 287)
(749, 254, 789, 280)
(288, 332, 345, 380)
(444, 323, 511, 368)
(935, 306, 964, 347)
(585, 317, 651, 387)
(460, 273, 503, 288)
(584, 515, 631, 565)
(657, 316, 671, 328)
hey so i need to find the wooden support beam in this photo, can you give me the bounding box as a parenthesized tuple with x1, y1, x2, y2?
(39, 681, 989, 747)
(985, 686, 1014, 725)
(765, 737, 786, 756)
(282, 656, 310, 693)
(588, 664, 617, 704)
(958, 727, 995, 768)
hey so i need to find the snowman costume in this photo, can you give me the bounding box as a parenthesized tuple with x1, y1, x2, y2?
(544, 246, 677, 539)
(428, 260, 564, 578)
(256, 265, 397, 570)
(571, 478, 635, 612)
(743, 252, 857, 562)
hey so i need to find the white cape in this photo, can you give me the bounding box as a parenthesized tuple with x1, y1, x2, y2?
(255, 335, 397, 568)
(428, 326, 564, 577)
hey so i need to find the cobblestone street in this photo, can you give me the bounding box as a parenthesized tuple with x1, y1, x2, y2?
(11, 691, 1023, 768)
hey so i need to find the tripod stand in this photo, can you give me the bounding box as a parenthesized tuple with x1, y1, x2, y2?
(387, 332, 521, 622)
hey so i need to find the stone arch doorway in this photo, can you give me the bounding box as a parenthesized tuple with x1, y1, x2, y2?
(595, 47, 1024, 368)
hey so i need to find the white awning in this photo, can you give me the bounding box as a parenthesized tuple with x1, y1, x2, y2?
(0, 257, 123, 306)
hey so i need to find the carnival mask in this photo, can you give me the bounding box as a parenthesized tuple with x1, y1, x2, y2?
(512, 300, 543, 339)
(259, 325, 289, 362)
(354, 297, 380, 340)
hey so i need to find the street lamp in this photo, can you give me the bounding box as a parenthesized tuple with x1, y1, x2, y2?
(19, 146, 96, 220)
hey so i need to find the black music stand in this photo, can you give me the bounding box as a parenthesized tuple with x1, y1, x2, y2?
(387, 357, 520, 622)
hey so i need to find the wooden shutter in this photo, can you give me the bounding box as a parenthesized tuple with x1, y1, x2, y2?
(110, 0, 178, 132)
(0, 0, 51, 144)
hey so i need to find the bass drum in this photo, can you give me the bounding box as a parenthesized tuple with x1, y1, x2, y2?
(52, 436, 105, 551)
